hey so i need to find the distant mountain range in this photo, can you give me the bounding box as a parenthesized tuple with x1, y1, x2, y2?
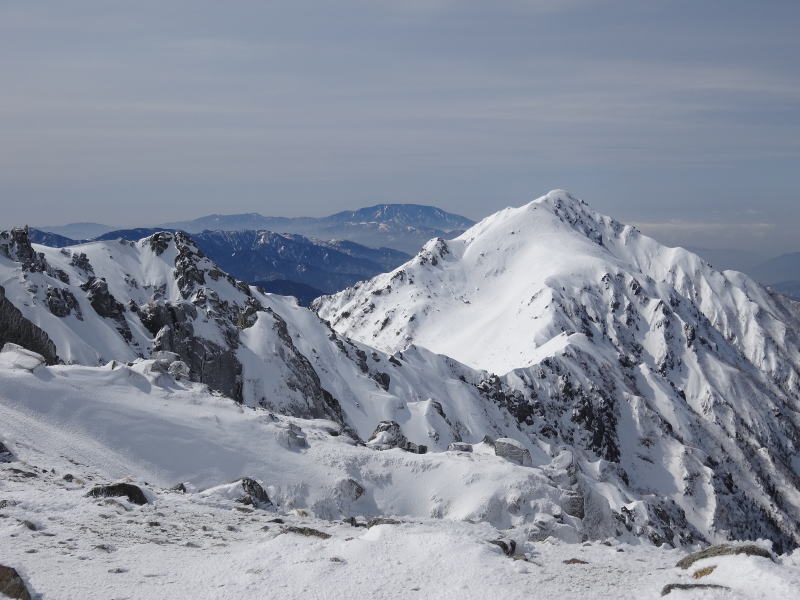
(33, 204, 475, 255)
(24, 203, 800, 301)
(27, 227, 411, 304)
(158, 204, 474, 254)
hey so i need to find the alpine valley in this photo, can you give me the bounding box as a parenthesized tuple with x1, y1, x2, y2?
(1, 191, 800, 599)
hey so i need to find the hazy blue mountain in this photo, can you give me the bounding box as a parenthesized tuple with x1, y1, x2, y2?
(750, 252, 800, 284)
(36, 222, 116, 240)
(189, 230, 410, 294)
(159, 204, 475, 253)
(28, 229, 82, 247)
(768, 280, 800, 301)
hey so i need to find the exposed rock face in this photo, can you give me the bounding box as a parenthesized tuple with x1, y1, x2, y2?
(367, 420, 427, 454)
(336, 478, 365, 501)
(0, 440, 15, 463)
(239, 477, 271, 507)
(80, 277, 132, 341)
(0, 564, 32, 600)
(447, 442, 473, 452)
(0, 286, 59, 365)
(86, 483, 148, 505)
(0, 227, 48, 273)
(45, 285, 82, 319)
(494, 438, 532, 467)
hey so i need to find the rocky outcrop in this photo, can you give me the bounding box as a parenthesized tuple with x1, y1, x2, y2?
(367, 420, 427, 454)
(87, 483, 148, 505)
(80, 277, 132, 341)
(45, 285, 82, 319)
(0, 227, 47, 273)
(0, 285, 59, 365)
(0, 565, 32, 600)
(238, 477, 271, 507)
(494, 438, 532, 467)
(675, 544, 774, 570)
(0, 440, 15, 463)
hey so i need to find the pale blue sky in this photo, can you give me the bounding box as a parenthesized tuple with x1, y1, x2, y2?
(2, 1, 799, 253)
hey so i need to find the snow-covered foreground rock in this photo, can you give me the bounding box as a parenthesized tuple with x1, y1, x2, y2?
(1, 351, 799, 599)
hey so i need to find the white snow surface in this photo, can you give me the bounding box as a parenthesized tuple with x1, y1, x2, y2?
(1, 348, 799, 599)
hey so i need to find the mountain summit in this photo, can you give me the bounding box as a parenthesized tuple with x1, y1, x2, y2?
(315, 189, 800, 549)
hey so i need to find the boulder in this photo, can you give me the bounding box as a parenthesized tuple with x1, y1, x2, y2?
(239, 477, 271, 507)
(367, 517, 401, 528)
(275, 423, 308, 449)
(0, 564, 32, 600)
(560, 490, 585, 519)
(488, 538, 516, 556)
(494, 438, 532, 467)
(367, 420, 427, 454)
(283, 526, 331, 539)
(367, 421, 408, 450)
(0, 344, 46, 372)
(661, 583, 729, 596)
(336, 478, 365, 501)
(447, 442, 473, 452)
(86, 483, 148, 505)
(676, 543, 774, 569)
(0, 440, 15, 463)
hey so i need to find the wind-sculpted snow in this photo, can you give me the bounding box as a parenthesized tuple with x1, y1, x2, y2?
(316, 190, 800, 550)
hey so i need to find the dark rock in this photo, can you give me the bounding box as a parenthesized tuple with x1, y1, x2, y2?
(0, 228, 47, 273)
(562, 558, 589, 564)
(239, 477, 271, 507)
(0, 564, 32, 600)
(19, 520, 37, 531)
(676, 544, 774, 569)
(494, 438, 532, 467)
(447, 442, 473, 452)
(62, 473, 74, 482)
(269, 518, 285, 524)
(561, 490, 585, 519)
(69, 252, 94, 275)
(45, 286, 82, 319)
(0, 441, 14, 463)
(80, 277, 132, 341)
(489, 538, 516, 556)
(0, 285, 60, 365)
(283, 526, 331, 539)
(661, 583, 730, 596)
(367, 517, 401, 528)
(8, 469, 36, 478)
(337, 479, 365, 501)
(171, 483, 187, 493)
(371, 371, 391, 391)
(366, 420, 427, 454)
(343, 517, 367, 528)
(87, 483, 148, 505)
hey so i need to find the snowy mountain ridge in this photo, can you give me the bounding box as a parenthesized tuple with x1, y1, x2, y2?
(2, 191, 800, 554)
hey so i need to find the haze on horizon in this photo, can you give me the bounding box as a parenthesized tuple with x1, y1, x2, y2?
(2, 1, 799, 255)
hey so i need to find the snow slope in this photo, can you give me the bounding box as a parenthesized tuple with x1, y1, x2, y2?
(1, 345, 799, 600)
